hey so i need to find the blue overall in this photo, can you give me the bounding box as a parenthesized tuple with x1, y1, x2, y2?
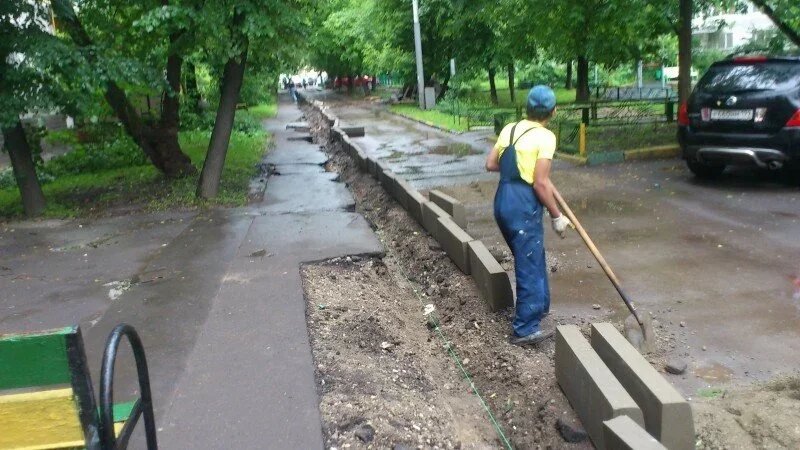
(494, 123, 550, 337)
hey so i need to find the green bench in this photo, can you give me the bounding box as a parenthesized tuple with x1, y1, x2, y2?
(0, 324, 157, 450)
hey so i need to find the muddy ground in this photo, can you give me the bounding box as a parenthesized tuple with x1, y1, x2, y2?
(693, 375, 800, 449)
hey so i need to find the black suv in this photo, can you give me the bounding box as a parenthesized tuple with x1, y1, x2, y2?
(678, 56, 800, 178)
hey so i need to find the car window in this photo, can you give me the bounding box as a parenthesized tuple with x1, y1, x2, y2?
(697, 62, 800, 93)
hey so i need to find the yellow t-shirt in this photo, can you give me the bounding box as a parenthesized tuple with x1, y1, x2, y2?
(493, 120, 556, 185)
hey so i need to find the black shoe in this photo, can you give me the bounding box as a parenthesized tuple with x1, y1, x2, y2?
(510, 329, 555, 346)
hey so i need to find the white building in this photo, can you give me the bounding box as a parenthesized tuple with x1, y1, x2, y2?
(693, 2, 775, 52)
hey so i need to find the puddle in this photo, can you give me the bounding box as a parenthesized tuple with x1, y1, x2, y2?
(429, 143, 481, 157)
(694, 362, 734, 383)
(386, 150, 405, 160)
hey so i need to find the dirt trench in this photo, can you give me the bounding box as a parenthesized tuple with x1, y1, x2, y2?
(300, 105, 594, 449)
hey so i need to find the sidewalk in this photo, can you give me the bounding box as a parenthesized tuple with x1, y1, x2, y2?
(158, 96, 383, 448)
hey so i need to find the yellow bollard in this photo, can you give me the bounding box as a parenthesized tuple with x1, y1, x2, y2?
(578, 123, 587, 157)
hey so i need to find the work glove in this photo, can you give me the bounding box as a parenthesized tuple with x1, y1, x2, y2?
(551, 214, 573, 239)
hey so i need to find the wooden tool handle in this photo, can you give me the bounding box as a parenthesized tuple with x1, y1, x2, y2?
(553, 189, 620, 284)
(553, 189, 643, 325)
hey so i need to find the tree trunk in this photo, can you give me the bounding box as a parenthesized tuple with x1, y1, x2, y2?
(2, 121, 46, 217)
(196, 44, 249, 199)
(507, 62, 516, 104)
(51, 0, 195, 178)
(149, 29, 189, 176)
(184, 61, 201, 111)
(436, 73, 450, 101)
(678, 0, 693, 103)
(488, 67, 498, 106)
(565, 60, 573, 89)
(576, 56, 590, 102)
(750, 0, 800, 47)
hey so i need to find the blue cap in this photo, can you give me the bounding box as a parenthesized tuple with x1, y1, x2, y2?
(527, 85, 556, 114)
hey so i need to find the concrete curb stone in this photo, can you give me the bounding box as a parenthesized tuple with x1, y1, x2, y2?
(555, 325, 644, 450)
(587, 151, 625, 166)
(380, 169, 397, 193)
(392, 178, 411, 209)
(421, 201, 450, 241)
(404, 187, 427, 225)
(603, 416, 667, 450)
(429, 190, 467, 229)
(590, 323, 694, 450)
(466, 240, 513, 311)
(366, 157, 379, 178)
(385, 110, 465, 135)
(375, 161, 389, 182)
(555, 152, 588, 165)
(436, 217, 474, 274)
(340, 126, 366, 138)
(623, 145, 680, 161)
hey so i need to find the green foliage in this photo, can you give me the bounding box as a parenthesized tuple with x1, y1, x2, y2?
(1, 1, 89, 128)
(516, 61, 566, 87)
(0, 128, 269, 219)
(693, 49, 728, 77)
(248, 101, 278, 121)
(41, 134, 148, 177)
(390, 104, 470, 132)
(736, 31, 799, 56)
(180, 107, 266, 134)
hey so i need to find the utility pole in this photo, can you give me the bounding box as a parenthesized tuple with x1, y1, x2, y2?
(412, 0, 426, 109)
(678, 0, 692, 103)
(637, 60, 643, 89)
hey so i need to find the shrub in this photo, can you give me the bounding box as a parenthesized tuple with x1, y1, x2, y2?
(41, 135, 148, 177)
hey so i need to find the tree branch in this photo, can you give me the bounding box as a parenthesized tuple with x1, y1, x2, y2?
(750, 0, 800, 47)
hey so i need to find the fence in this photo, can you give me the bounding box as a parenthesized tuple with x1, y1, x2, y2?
(436, 97, 677, 156)
(592, 85, 677, 101)
(439, 97, 677, 132)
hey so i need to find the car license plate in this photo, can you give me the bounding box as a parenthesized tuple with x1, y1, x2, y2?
(710, 109, 753, 121)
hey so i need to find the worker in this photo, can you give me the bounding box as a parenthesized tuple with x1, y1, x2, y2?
(485, 85, 572, 346)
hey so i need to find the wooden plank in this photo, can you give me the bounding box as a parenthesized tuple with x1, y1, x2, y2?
(110, 401, 137, 422)
(0, 388, 84, 449)
(0, 327, 74, 390)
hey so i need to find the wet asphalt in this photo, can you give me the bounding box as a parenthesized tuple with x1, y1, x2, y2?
(0, 96, 383, 448)
(310, 90, 800, 396)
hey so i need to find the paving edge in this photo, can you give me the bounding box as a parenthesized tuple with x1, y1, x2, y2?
(556, 145, 680, 167)
(466, 240, 514, 311)
(603, 416, 667, 450)
(623, 145, 680, 161)
(555, 325, 644, 450)
(385, 109, 466, 135)
(590, 323, 694, 450)
(429, 190, 467, 229)
(306, 100, 514, 313)
(436, 216, 474, 275)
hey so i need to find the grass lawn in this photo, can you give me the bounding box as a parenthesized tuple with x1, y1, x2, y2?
(0, 104, 275, 220)
(247, 101, 278, 120)
(390, 104, 470, 133)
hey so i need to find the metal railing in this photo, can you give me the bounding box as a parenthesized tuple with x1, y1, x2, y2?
(99, 324, 158, 450)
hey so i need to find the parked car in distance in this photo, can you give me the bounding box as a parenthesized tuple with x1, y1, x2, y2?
(678, 55, 800, 178)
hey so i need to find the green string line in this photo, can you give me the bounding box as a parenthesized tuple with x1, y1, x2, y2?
(397, 266, 514, 450)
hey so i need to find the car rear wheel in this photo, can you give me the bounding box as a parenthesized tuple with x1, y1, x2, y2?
(687, 159, 725, 179)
